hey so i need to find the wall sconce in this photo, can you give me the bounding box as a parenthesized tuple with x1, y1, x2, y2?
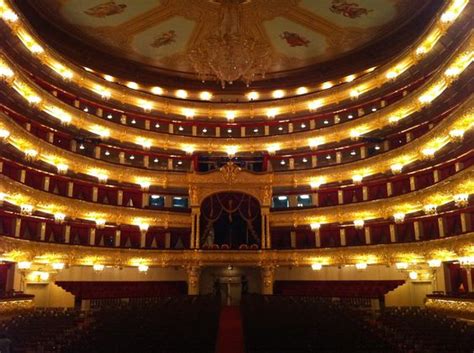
(393, 212, 406, 224)
(454, 193, 468, 208)
(310, 223, 321, 231)
(354, 219, 365, 229)
(54, 213, 66, 224)
(355, 263, 367, 270)
(20, 204, 33, 216)
(311, 263, 322, 271)
(395, 262, 408, 270)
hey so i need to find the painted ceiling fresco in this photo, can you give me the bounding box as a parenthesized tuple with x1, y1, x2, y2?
(23, 0, 434, 79)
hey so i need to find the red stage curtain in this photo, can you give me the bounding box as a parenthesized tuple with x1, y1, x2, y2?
(73, 183, 93, 202)
(343, 187, 362, 204)
(2, 161, 21, 181)
(120, 226, 141, 248)
(20, 218, 40, 240)
(70, 224, 90, 245)
(439, 164, 456, 180)
(318, 190, 338, 207)
(97, 187, 118, 205)
(295, 228, 316, 249)
(95, 227, 116, 247)
(415, 171, 434, 189)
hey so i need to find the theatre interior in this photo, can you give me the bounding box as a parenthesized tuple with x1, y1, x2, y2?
(0, 0, 472, 352)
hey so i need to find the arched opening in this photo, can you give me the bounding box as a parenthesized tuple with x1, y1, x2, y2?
(200, 192, 261, 250)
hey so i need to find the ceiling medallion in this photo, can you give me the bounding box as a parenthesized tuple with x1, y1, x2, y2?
(188, 0, 272, 88)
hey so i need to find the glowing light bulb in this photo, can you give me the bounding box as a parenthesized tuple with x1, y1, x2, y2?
(311, 263, 322, 271)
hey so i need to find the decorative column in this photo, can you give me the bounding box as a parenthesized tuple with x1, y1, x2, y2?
(261, 265, 275, 295)
(261, 207, 271, 249)
(186, 265, 201, 296)
(190, 207, 201, 249)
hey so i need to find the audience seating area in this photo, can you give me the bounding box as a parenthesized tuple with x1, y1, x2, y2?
(0, 308, 86, 353)
(241, 295, 474, 353)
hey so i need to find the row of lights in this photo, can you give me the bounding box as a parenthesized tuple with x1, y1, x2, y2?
(0, 0, 468, 120)
(0, 115, 468, 193)
(308, 193, 469, 230)
(1, 54, 470, 158)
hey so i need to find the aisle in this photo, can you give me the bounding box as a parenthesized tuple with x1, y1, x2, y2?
(216, 306, 245, 353)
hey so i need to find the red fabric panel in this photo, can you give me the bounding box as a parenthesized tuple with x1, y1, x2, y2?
(171, 229, 190, 249)
(319, 190, 338, 207)
(395, 222, 415, 242)
(270, 229, 291, 249)
(55, 281, 187, 299)
(320, 228, 340, 247)
(122, 190, 142, 208)
(295, 228, 315, 249)
(342, 187, 362, 204)
(70, 224, 90, 245)
(120, 226, 141, 248)
(345, 227, 365, 246)
(370, 224, 390, 244)
(97, 187, 118, 205)
(438, 164, 456, 180)
(95, 227, 116, 247)
(415, 171, 434, 189)
(24, 171, 44, 189)
(20, 218, 40, 240)
(444, 213, 462, 236)
(0, 214, 15, 236)
(145, 227, 164, 248)
(392, 178, 410, 196)
(420, 217, 439, 240)
(367, 183, 387, 200)
(49, 177, 68, 196)
(45, 223, 64, 242)
(448, 263, 468, 294)
(2, 162, 21, 181)
(274, 280, 405, 298)
(73, 183, 93, 202)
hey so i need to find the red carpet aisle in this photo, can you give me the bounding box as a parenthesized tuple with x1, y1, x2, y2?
(216, 306, 245, 353)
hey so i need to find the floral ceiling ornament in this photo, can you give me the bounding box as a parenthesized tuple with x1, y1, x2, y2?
(188, 0, 272, 88)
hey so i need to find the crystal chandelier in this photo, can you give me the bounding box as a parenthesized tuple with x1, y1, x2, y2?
(188, 0, 272, 88)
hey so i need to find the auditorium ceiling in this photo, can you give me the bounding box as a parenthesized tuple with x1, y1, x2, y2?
(17, 0, 437, 84)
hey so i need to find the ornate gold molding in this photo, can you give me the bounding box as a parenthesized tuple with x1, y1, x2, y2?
(0, 297, 34, 314)
(1, 231, 473, 267)
(0, 164, 470, 228)
(0, 0, 468, 115)
(425, 298, 474, 319)
(271, 167, 473, 226)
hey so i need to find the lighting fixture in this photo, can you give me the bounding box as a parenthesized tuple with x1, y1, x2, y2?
(393, 212, 405, 224)
(296, 87, 308, 95)
(427, 259, 442, 268)
(138, 181, 151, 191)
(247, 91, 259, 100)
(188, 0, 271, 88)
(52, 263, 65, 271)
(311, 263, 322, 271)
(175, 90, 188, 99)
(395, 262, 408, 270)
(126, 82, 139, 90)
(454, 194, 468, 208)
(423, 204, 437, 215)
(199, 91, 212, 101)
(18, 261, 32, 270)
(309, 178, 325, 190)
(95, 219, 106, 229)
(183, 109, 195, 119)
(0, 129, 10, 141)
(408, 271, 418, 280)
(449, 129, 464, 142)
(93, 264, 105, 271)
(355, 263, 367, 270)
(272, 90, 285, 99)
(308, 99, 322, 111)
(54, 213, 66, 224)
(20, 204, 33, 215)
(151, 87, 163, 95)
(225, 111, 236, 121)
(310, 223, 321, 231)
(138, 264, 149, 272)
(321, 82, 333, 90)
(354, 219, 365, 229)
(352, 175, 363, 185)
(266, 108, 279, 118)
(391, 163, 403, 174)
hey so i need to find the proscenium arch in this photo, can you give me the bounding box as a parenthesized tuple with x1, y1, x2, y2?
(199, 192, 262, 250)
